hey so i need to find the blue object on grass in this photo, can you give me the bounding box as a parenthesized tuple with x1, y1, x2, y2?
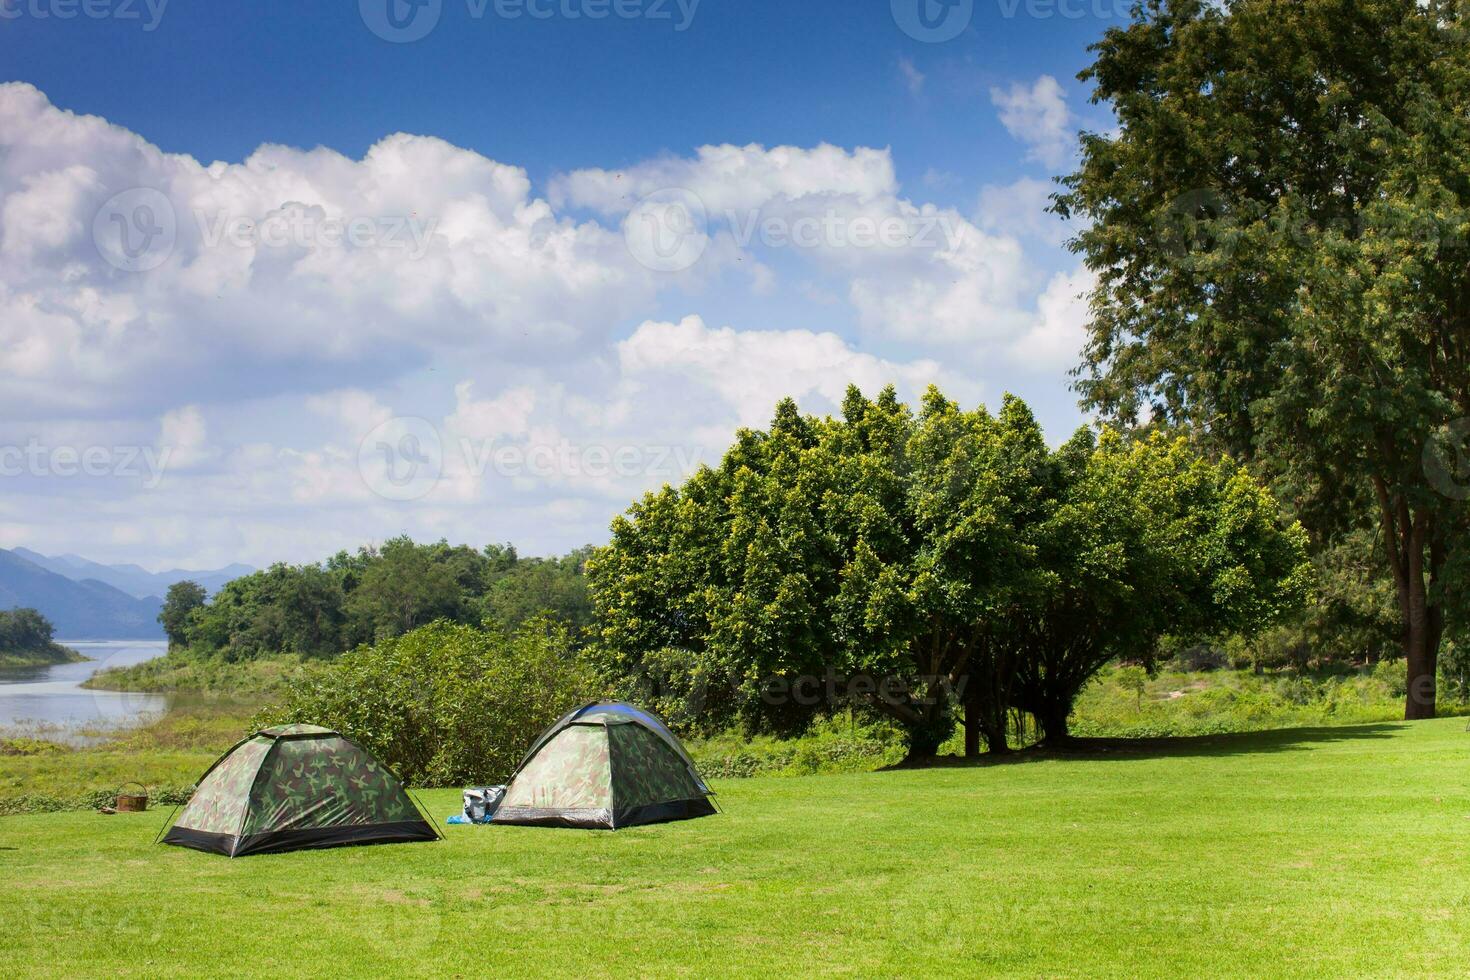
(446, 814, 469, 825)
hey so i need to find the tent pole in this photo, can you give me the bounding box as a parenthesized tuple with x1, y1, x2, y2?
(409, 790, 445, 840)
(151, 800, 185, 845)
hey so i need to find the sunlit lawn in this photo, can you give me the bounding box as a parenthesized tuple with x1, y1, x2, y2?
(4, 719, 1469, 977)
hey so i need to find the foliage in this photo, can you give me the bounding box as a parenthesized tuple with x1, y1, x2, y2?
(258, 620, 600, 786)
(1115, 665, 1148, 711)
(592, 386, 1308, 755)
(1440, 641, 1470, 704)
(170, 537, 595, 663)
(0, 608, 80, 666)
(1055, 0, 1470, 716)
(158, 581, 207, 649)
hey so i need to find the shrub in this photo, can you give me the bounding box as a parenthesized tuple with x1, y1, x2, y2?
(258, 619, 599, 786)
(1371, 658, 1406, 699)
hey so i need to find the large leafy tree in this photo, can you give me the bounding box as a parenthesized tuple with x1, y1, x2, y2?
(1055, 0, 1470, 717)
(592, 387, 1307, 755)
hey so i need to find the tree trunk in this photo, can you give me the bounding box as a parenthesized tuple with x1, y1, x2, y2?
(1037, 703, 1070, 745)
(1403, 578, 1446, 720)
(1374, 481, 1442, 721)
(982, 717, 1011, 754)
(963, 694, 981, 758)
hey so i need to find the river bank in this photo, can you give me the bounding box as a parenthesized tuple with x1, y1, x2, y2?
(0, 642, 87, 669)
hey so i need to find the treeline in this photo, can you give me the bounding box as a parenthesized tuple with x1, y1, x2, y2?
(160, 538, 594, 660)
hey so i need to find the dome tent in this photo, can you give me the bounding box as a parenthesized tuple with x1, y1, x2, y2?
(160, 724, 439, 857)
(493, 702, 716, 829)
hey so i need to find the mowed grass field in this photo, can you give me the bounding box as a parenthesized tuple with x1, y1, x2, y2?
(4, 720, 1469, 977)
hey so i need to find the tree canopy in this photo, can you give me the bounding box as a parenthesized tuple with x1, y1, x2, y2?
(1054, 0, 1470, 717)
(173, 537, 595, 661)
(158, 581, 207, 649)
(0, 607, 57, 652)
(591, 386, 1309, 755)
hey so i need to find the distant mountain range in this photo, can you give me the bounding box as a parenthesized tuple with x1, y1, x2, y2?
(10, 548, 253, 601)
(0, 549, 253, 640)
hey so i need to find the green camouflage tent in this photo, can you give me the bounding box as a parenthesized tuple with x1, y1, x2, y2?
(493, 702, 716, 829)
(160, 724, 438, 857)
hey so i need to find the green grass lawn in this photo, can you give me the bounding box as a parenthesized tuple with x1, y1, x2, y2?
(4, 718, 1469, 977)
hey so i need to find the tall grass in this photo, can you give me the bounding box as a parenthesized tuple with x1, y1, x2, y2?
(1068, 660, 1469, 738)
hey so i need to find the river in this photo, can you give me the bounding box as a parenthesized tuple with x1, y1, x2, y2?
(0, 639, 170, 736)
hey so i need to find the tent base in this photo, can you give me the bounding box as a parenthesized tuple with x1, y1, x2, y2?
(162, 820, 438, 857)
(493, 796, 716, 830)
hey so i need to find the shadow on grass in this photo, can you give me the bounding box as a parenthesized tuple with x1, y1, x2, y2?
(885, 722, 1409, 771)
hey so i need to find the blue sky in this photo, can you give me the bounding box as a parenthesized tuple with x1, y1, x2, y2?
(0, 0, 1130, 569)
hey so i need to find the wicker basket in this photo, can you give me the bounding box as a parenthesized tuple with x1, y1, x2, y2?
(115, 781, 149, 812)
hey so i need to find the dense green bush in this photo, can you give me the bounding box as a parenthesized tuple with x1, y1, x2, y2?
(258, 619, 600, 786)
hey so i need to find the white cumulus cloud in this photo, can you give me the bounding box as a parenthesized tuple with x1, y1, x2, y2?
(990, 75, 1076, 170)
